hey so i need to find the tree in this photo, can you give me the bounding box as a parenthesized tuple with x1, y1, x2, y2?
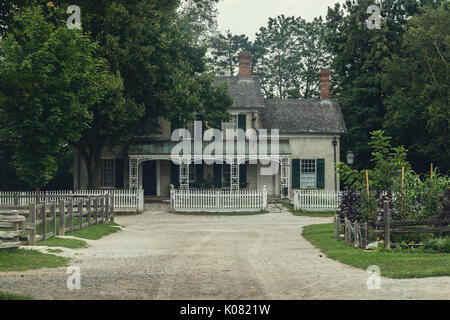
(0, 7, 115, 189)
(325, 0, 446, 171)
(208, 31, 252, 76)
(253, 15, 330, 99)
(382, 3, 449, 173)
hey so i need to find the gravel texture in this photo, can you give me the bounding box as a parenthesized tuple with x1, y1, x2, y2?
(1, 203, 449, 300)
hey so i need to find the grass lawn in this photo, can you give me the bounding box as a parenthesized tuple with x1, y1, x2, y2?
(35, 237, 88, 249)
(173, 211, 269, 216)
(68, 221, 121, 240)
(0, 291, 33, 300)
(0, 248, 69, 272)
(302, 223, 450, 279)
(282, 202, 336, 217)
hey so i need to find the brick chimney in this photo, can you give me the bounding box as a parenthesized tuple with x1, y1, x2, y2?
(320, 69, 330, 100)
(239, 51, 252, 78)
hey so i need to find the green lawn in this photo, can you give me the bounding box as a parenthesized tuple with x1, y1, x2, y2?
(0, 291, 33, 300)
(35, 237, 88, 249)
(282, 202, 336, 217)
(302, 223, 450, 279)
(68, 221, 121, 240)
(0, 248, 69, 272)
(173, 210, 269, 216)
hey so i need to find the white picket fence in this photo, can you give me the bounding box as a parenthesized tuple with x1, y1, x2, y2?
(293, 189, 340, 211)
(0, 189, 144, 212)
(170, 188, 268, 213)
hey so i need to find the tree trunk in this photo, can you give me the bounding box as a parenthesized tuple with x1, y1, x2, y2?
(79, 147, 102, 190)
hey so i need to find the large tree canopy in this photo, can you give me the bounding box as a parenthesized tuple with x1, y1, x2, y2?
(382, 3, 449, 173)
(0, 6, 114, 188)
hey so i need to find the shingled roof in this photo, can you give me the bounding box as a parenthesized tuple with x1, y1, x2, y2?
(260, 99, 347, 134)
(214, 76, 265, 109)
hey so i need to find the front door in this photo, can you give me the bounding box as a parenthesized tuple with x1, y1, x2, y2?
(142, 161, 157, 196)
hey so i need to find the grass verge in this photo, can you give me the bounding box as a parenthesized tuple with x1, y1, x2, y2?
(35, 237, 88, 249)
(282, 202, 336, 217)
(174, 211, 269, 216)
(0, 248, 69, 272)
(302, 223, 450, 279)
(68, 221, 121, 240)
(0, 291, 33, 300)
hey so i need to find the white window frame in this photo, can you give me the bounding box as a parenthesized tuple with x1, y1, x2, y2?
(100, 159, 115, 188)
(300, 159, 317, 189)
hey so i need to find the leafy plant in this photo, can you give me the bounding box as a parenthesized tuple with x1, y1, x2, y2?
(338, 187, 361, 222)
(424, 237, 450, 253)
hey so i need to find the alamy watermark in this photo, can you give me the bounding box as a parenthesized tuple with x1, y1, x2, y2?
(366, 265, 381, 289)
(66, 5, 81, 30)
(171, 121, 280, 176)
(66, 266, 81, 290)
(366, 4, 381, 30)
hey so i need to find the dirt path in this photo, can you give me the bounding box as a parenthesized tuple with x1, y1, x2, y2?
(1, 204, 449, 300)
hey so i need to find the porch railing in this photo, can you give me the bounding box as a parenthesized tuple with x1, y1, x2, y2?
(170, 187, 268, 213)
(0, 189, 144, 212)
(293, 189, 340, 211)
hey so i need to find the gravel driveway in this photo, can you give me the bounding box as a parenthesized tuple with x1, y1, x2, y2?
(1, 203, 449, 300)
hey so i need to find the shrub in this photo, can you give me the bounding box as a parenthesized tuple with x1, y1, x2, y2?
(338, 188, 361, 222)
(424, 237, 450, 253)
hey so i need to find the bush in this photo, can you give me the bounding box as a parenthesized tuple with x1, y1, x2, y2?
(424, 237, 450, 253)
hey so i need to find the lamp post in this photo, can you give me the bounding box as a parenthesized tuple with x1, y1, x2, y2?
(332, 136, 338, 192)
(346, 151, 355, 166)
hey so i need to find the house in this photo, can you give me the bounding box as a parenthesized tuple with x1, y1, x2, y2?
(73, 52, 346, 200)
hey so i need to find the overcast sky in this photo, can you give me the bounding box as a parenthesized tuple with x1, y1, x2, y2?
(216, 0, 344, 40)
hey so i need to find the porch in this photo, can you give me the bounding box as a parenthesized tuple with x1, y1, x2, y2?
(128, 141, 291, 199)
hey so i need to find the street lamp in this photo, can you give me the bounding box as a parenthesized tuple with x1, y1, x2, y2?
(346, 151, 355, 165)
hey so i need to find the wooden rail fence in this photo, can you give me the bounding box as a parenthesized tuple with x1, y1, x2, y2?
(0, 211, 25, 249)
(334, 200, 450, 249)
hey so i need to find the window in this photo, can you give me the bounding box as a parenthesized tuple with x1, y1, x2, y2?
(222, 115, 237, 132)
(189, 164, 196, 182)
(300, 159, 316, 188)
(222, 164, 231, 188)
(101, 159, 115, 188)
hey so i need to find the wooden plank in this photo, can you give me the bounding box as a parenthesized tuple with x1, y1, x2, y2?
(59, 199, 65, 236)
(0, 230, 24, 239)
(0, 215, 25, 222)
(0, 241, 21, 249)
(29, 203, 36, 246)
(392, 226, 450, 234)
(51, 201, 56, 237)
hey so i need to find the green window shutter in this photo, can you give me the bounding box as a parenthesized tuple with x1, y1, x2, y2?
(214, 163, 222, 188)
(238, 114, 246, 131)
(292, 159, 300, 189)
(170, 162, 179, 188)
(316, 159, 325, 189)
(195, 164, 203, 188)
(115, 158, 124, 189)
(239, 163, 247, 188)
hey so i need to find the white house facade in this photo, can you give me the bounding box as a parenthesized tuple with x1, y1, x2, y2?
(73, 52, 346, 201)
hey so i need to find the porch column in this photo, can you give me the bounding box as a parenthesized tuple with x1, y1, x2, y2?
(231, 157, 239, 191)
(179, 163, 189, 190)
(280, 157, 290, 198)
(129, 157, 139, 190)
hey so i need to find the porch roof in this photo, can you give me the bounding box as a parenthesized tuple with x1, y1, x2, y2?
(129, 141, 291, 156)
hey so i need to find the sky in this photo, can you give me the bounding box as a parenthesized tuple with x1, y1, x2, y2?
(216, 0, 345, 40)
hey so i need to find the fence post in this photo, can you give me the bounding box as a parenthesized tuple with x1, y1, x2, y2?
(354, 220, 359, 248)
(51, 201, 56, 237)
(14, 194, 19, 209)
(78, 199, 83, 230)
(333, 214, 339, 238)
(105, 194, 110, 224)
(344, 218, 350, 244)
(361, 222, 368, 249)
(59, 199, 65, 236)
(110, 194, 114, 223)
(262, 185, 267, 210)
(100, 196, 105, 223)
(68, 199, 74, 232)
(87, 196, 92, 226)
(40, 204, 46, 241)
(94, 197, 98, 224)
(384, 200, 391, 249)
(29, 203, 36, 245)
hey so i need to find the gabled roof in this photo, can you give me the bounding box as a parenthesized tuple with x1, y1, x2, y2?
(260, 99, 347, 135)
(214, 76, 265, 109)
